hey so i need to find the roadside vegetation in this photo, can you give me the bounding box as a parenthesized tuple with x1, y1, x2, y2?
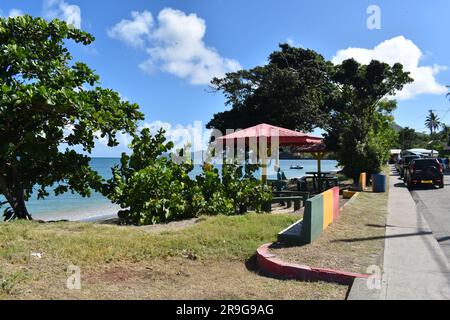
(395, 110, 450, 155)
(0, 214, 347, 299)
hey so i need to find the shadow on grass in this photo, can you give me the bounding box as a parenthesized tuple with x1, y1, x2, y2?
(365, 223, 395, 228)
(269, 241, 304, 250)
(244, 254, 291, 281)
(332, 230, 433, 243)
(245, 254, 259, 273)
(436, 236, 450, 243)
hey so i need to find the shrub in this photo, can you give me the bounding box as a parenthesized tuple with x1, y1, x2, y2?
(104, 130, 272, 225)
(195, 163, 272, 216)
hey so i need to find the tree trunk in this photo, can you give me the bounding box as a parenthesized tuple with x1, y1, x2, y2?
(1, 168, 33, 220)
(4, 189, 32, 220)
(12, 190, 32, 220)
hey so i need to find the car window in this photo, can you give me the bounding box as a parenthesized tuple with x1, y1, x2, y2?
(404, 156, 420, 165)
(413, 159, 439, 169)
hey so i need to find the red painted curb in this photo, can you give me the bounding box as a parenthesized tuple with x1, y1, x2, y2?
(256, 243, 372, 285)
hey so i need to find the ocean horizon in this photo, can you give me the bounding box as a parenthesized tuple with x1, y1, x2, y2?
(1, 158, 339, 222)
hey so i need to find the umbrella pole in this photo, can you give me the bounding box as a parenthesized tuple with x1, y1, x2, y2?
(262, 161, 267, 183)
(314, 152, 324, 192)
(317, 153, 322, 176)
(262, 147, 268, 183)
(260, 138, 268, 183)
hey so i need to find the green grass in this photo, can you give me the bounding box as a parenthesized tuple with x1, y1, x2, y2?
(0, 214, 298, 266)
(0, 213, 350, 300)
(0, 268, 29, 298)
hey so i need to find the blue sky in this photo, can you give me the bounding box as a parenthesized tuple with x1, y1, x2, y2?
(2, 0, 450, 156)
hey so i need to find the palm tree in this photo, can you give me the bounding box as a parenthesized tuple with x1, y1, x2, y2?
(425, 110, 442, 137)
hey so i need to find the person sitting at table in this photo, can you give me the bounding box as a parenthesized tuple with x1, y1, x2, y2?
(276, 166, 287, 181)
(274, 166, 287, 206)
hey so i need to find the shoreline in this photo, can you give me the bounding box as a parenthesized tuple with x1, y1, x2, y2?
(31, 203, 120, 223)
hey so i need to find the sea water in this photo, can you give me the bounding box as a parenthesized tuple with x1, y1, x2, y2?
(0, 158, 339, 221)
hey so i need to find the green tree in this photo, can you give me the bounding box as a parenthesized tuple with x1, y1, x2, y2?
(0, 16, 143, 220)
(207, 44, 334, 133)
(398, 127, 420, 149)
(324, 59, 413, 181)
(440, 124, 450, 146)
(425, 110, 442, 137)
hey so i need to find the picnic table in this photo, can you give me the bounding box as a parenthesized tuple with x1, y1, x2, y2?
(266, 191, 310, 212)
(303, 171, 338, 193)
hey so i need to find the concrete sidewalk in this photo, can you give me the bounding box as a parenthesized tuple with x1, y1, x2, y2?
(348, 167, 450, 300)
(380, 169, 450, 299)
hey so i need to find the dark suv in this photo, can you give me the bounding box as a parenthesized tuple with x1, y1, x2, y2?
(399, 155, 421, 178)
(405, 158, 444, 190)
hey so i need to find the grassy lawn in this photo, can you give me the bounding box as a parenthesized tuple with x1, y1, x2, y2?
(0, 213, 347, 300)
(270, 187, 388, 274)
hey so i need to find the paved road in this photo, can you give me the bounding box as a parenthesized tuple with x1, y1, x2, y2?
(348, 168, 450, 299)
(409, 172, 450, 262)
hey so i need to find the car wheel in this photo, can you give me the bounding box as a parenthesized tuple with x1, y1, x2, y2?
(407, 181, 413, 191)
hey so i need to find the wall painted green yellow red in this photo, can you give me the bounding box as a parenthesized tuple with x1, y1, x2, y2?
(298, 186, 340, 244)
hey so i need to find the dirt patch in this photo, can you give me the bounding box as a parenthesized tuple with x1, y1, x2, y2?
(98, 217, 201, 233)
(13, 258, 347, 300)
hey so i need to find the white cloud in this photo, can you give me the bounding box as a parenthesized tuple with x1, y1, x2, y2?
(286, 38, 302, 47)
(107, 11, 153, 48)
(140, 120, 210, 152)
(8, 9, 24, 18)
(43, 0, 81, 29)
(94, 120, 211, 154)
(0, 8, 24, 18)
(332, 36, 447, 100)
(109, 8, 241, 85)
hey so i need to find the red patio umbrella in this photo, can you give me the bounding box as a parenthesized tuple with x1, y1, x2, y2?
(214, 123, 326, 181)
(215, 123, 322, 146)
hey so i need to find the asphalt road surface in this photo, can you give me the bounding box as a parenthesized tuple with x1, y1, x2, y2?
(407, 172, 450, 262)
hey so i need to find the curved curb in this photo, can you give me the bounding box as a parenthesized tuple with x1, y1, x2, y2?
(256, 243, 371, 285)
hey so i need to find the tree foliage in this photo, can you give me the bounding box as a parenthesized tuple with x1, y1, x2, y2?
(396, 127, 426, 149)
(0, 16, 143, 220)
(207, 44, 334, 133)
(325, 60, 413, 181)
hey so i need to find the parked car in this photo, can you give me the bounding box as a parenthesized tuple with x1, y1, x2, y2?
(395, 158, 404, 173)
(399, 155, 421, 178)
(404, 158, 444, 190)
